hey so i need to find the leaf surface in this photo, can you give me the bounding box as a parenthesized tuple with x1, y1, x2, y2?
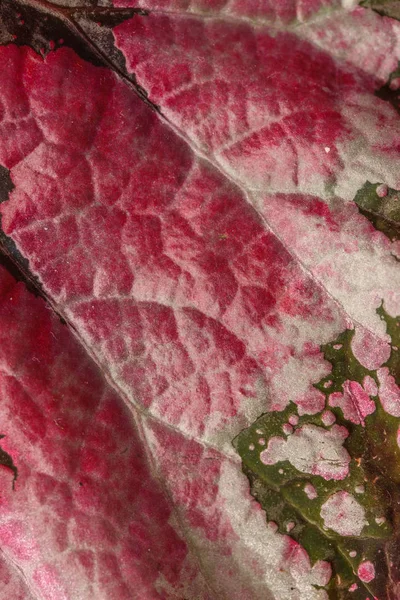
(0, 1, 400, 598)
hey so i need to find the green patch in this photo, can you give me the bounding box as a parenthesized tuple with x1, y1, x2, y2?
(354, 181, 400, 241)
(234, 306, 400, 598)
(361, 0, 400, 20)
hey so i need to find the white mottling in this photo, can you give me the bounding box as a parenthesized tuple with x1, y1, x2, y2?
(333, 344, 342, 350)
(355, 485, 365, 494)
(216, 463, 330, 599)
(321, 491, 367, 536)
(349, 550, 357, 558)
(258, 438, 265, 446)
(288, 415, 299, 426)
(324, 147, 331, 153)
(323, 380, 332, 389)
(260, 424, 350, 480)
(286, 522, 295, 532)
(375, 516, 386, 525)
(255, 429, 263, 435)
(249, 443, 255, 451)
(304, 483, 318, 500)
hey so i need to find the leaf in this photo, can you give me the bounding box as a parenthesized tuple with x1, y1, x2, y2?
(0, 1, 399, 598)
(234, 305, 400, 598)
(0, 264, 212, 599)
(354, 181, 400, 241)
(361, 0, 400, 20)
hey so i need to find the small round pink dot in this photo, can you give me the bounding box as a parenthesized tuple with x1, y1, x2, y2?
(357, 560, 375, 583)
(376, 183, 388, 197)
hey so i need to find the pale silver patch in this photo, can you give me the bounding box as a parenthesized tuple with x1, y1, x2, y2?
(320, 491, 367, 536)
(260, 424, 350, 480)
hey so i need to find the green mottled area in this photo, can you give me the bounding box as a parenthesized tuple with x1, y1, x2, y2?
(361, 0, 400, 20)
(354, 181, 400, 241)
(233, 306, 400, 599)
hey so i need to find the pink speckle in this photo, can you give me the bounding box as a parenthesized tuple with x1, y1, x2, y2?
(321, 410, 335, 426)
(288, 415, 299, 426)
(321, 491, 367, 536)
(376, 184, 388, 198)
(286, 521, 295, 532)
(323, 380, 332, 389)
(349, 550, 357, 558)
(304, 483, 318, 500)
(282, 423, 293, 435)
(351, 328, 391, 371)
(357, 560, 375, 583)
(378, 367, 400, 416)
(390, 78, 400, 91)
(329, 380, 375, 426)
(333, 344, 342, 350)
(258, 438, 266, 445)
(249, 443, 255, 451)
(296, 387, 326, 415)
(349, 583, 358, 592)
(363, 375, 378, 397)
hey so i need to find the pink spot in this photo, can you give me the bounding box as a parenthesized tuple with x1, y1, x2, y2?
(376, 184, 388, 198)
(288, 415, 299, 426)
(351, 328, 391, 371)
(304, 483, 318, 500)
(363, 375, 378, 397)
(321, 410, 335, 426)
(357, 560, 375, 583)
(296, 387, 325, 415)
(349, 583, 358, 592)
(329, 380, 375, 426)
(282, 423, 293, 435)
(378, 367, 400, 416)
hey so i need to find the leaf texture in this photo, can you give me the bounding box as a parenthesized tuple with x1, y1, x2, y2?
(0, 1, 400, 598)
